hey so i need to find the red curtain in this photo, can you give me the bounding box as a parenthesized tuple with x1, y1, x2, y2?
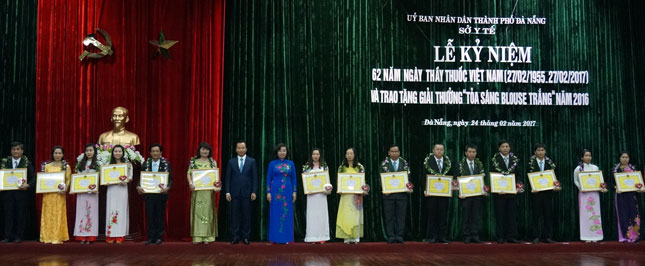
(35, 0, 225, 240)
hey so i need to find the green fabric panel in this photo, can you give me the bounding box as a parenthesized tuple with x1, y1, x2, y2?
(222, 0, 645, 242)
(0, 0, 37, 240)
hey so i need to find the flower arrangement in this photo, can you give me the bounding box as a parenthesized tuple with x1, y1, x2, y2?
(600, 182, 608, 192)
(459, 157, 484, 176)
(451, 179, 459, 191)
(87, 144, 144, 165)
(16, 178, 25, 188)
(528, 155, 556, 173)
(492, 152, 519, 175)
(380, 157, 410, 173)
(516, 182, 525, 193)
(613, 163, 636, 173)
(361, 184, 370, 193)
(424, 154, 451, 175)
(406, 182, 414, 191)
(483, 185, 490, 195)
(41, 160, 68, 172)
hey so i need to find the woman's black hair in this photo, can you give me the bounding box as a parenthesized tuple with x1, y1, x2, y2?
(50, 145, 65, 162)
(578, 148, 591, 162)
(273, 143, 289, 159)
(196, 142, 213, 158)
(306, 148, 326, 169)
(78, 144, 98, 170)
(342, 147, 359, 168)
(110, 145, 126, 164)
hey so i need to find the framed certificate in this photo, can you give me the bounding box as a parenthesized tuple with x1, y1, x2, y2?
(380, 171, 409, 193)
(302, 170, 330, 195)
(577, 170, 604, 192)
(614, 171, 643, 193)
(528, 170, 558, 192)
(140, 171, 169, 193)
(490, 172, 517, 194)
(0, 168, 27, 190)
(337, 173, 365, 194)
(458, 174, 485, 198)
(191, 168, 220, 191)
(101, 164, 129, 185)
(70, 172, 99, 194)
(425, 175, 452, 197)
(36, 171, 66, 193)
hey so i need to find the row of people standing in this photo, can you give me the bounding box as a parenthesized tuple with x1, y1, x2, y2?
(1, 140, 641, 244)
(293, 141, 642, 245)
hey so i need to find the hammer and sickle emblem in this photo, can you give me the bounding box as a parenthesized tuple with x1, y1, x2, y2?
(79, 28, 113, 61)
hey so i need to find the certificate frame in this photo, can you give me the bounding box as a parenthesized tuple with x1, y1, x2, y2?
(458, 174, 485, 198)
(140, 171, 169, 194)
(380, 171, 409, 194)
(100, 163, 129, 185)
(191, 168, 220, 191)
(0, 168, 28, 190)
(36, 171, 66, 193)
(425, 175, 453, 197)
(614, 171, 643, 193)
(577, 170, 604, 192)
(70, 172, 99, 194)
(527, 170, 558, 192)
(302, 170, 330, 195)
(337, 173, 365, 194)
(490, 172, 517, 194)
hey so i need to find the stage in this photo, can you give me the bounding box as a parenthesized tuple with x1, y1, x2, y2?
(1, 241, 643, 265)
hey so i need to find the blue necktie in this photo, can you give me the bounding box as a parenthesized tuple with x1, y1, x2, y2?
(393, 161, 398, 171)
(539, 160, 544, 171)
(239, 158, 244, 173)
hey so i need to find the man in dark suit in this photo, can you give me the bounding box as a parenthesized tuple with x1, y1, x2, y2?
(136, 143, 172, 245)
(528, 143, 557, 244)
(423, 143, 453, 243)
(491, 139, 521, 244)
(1, 141, 36, 243)
(380, 144, 411, 244)
(225, 140, 258, 245)
(458, 144, 485, 243)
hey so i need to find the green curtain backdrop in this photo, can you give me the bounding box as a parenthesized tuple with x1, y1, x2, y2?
(222, 0, 645, 242)
(0, 0, 37, 240)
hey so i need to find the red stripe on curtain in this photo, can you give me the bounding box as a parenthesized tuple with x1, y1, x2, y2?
(35, 0, 225, 240)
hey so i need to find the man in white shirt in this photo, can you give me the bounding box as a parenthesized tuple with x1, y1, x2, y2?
(1, 141, 36, 243)
(136, 143, 172, 245)
(423, 143, 453, 243)
(529, 143, 556, 244)
(380, 144, 410, 244)
(491, 140, 521, 244)
(224, 140, 258, 245)
(459, 144, 484, 243)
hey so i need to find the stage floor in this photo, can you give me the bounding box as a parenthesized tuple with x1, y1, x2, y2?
(1, 241, 643, 265)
